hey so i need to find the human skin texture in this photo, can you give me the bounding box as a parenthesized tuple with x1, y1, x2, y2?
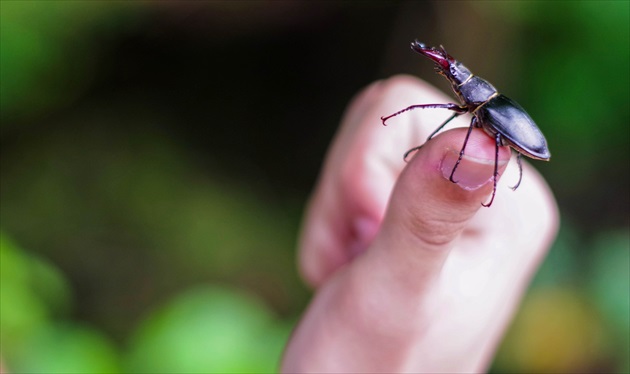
(281, 76, 559, 373)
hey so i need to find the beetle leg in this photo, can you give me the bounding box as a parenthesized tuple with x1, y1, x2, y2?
(380, 103, 467, 126)
(426, 112, 461, 141)
(481, 132, 501, 207)
(448, 116, 476, 183)
(509, 152, 523, 190)
(402, 111, 462, 162)
(403, 146, 423, 162)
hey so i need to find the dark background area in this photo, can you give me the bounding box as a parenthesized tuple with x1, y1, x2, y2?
(1, 1, 628, 372)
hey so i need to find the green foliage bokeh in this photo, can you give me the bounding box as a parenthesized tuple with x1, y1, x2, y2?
(1, 1, 628, 373)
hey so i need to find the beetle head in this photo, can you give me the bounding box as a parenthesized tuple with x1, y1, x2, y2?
(411, 41, 472, 86)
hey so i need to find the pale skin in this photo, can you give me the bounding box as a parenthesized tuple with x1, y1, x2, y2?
(281, 76, 559, 373)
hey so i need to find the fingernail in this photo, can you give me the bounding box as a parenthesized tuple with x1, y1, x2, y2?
(440, 150, 507, 191)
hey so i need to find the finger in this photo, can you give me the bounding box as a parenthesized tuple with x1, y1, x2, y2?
(299, 76, 470, 287)
(359, 127, 512, 296)
(282, 128, 512, 372)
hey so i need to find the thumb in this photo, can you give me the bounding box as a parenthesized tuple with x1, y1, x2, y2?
(366, 127, 512, 286)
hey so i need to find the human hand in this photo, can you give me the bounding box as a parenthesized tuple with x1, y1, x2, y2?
(281, 76, 559, 373)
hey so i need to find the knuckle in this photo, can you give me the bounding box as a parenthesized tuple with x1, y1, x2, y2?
(401, 207, 469, 249)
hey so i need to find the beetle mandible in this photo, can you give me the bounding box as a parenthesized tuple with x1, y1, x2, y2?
(381, 41, 550, 207)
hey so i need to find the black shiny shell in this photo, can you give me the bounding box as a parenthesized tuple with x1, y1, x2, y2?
(458, 76, 497, 105)
(476, 94, 550, 160)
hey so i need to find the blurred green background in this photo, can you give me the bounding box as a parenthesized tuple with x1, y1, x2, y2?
(1, 1, 628, 373)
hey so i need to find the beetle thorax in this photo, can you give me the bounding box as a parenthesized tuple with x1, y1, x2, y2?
(457, 76, 498, 106)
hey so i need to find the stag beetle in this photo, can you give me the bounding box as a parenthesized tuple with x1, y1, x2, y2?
(382, 41, 550, 207)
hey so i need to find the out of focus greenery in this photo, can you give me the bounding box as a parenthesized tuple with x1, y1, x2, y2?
(1, 1, 628, 373)
(1, 234, 289, 373)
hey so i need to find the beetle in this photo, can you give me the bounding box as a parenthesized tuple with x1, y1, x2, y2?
(381, 41, 550, 207)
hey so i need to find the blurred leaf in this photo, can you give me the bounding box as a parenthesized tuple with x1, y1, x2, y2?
(8, 323, 121, 374)
(1, 233, 70, 350)
(0, 280, 48, 346)
(588, 229, 630, 372)
(493, 287, 607, 373)
(0, 233, 30, 287)
(0, 0, 143, 123)
(125, 286, 291, 373)
(27, 249, 73, 318)
(493, 224, 630, 373)
(589, 230, 630, 329)
(529, 222, 582, 288)
(0, 119, 303, 328)
(1, 233, 120, 373)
